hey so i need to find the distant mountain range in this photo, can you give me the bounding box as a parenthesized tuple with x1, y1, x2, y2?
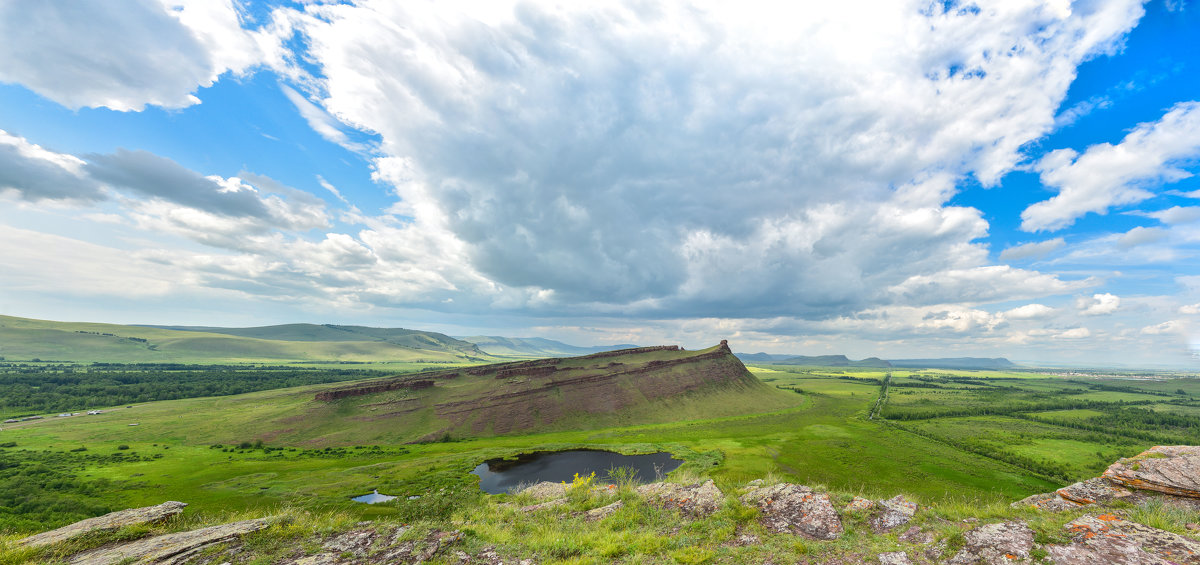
(456, 336, 639, 358)
(0, 315, 491, 363)
(153, 323, 483, 357)
(735, 352, 1016, 370)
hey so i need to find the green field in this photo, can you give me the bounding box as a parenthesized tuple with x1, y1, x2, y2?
(1, 359, 1197, 539)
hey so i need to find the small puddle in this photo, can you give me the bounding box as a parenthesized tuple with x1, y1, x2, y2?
(351, 489, 397, 504)
(471, 449, 682, 494)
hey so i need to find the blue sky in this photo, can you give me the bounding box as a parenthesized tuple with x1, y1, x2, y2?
(0, 0, 1198, 367)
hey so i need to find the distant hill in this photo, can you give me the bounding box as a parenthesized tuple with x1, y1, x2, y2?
(887, 357, 1016, 370)
(0, 315, 491, 363)
(459, 335, 639, 357)
(306, 341, 796, 441)
(735, 353, 892, 368)
(154, 323, 484, 357)
(737, 352, 1017, 370)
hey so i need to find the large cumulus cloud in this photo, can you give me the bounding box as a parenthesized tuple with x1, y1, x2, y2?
(270, 0, 1142, 317)
(0, 0, 282, 111)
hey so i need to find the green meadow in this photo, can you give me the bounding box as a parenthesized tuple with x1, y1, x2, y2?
(1, 361, 1197, 537)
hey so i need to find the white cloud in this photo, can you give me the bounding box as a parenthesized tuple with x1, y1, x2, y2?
(279, 0, 1139, 315)
(1055, 327, 1091, 339)
(999, 238, 1066, 261)
(0, 0, 279, 111)
(888, 265, 1090, 306)
(1180, 303, 1200, 315)
(0, 130, 101, 202)
(1117, 226, 1166, 248)
(1021, 101, 1200, 232)
(280, 86, 370, 152)
(1141, 320, 1183, 335)
(1147, 206, 1200, 224)
(1004, 304, 1055, 320)
(1077, 293, 1120, 316)
(0, 223, 178, 297)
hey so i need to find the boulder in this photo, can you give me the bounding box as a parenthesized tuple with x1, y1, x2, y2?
(1057, 477, 1133, 505)
(1045, 514, 1200, 564)
(18, 501, 188, 548)
(69, 517, 272, 565)
(637, 480, 724, 516)
(288, 528, 462, 565)
(1103, 446, 1200, 498)
(869, 495, 918, 533)
(739, 483, 843, 540)
(584, 500, 623, 521)
(845, 496, 875, 511)
(897, 525, 934, 545)
(877, 551, 913, 565)
(1012, 491, 1084, 512)
(1014, 477, 1133, 512)
(519, 482, 569, 500)
(946, 521, 1034, 565)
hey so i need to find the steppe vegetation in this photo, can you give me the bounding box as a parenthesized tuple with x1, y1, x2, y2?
(0, 347, 1198, 563)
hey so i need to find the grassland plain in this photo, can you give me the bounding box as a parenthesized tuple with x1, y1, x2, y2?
(1, 356, 1197, 560)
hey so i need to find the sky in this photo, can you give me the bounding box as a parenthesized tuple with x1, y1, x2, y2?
(0, 0, 1199, 367)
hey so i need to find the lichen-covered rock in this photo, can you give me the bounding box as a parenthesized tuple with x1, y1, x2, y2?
(1058, 477, 1133, 505)
(898, 525, 934, 545)
(877, 551, 913, 565)
(869, 495, 918, 533)
(1045, 514, 1200, 564)
(845, 496, 875, 511)
(519, 482, 569, 500)
(739, 483, 843, 540)
(69, 517, 272, 565)
(292, 528, 463, 565)
(584, 500, 623, 521)
(946, 521, 1034, 565)
(1012, 491, 1084, 512)
(637, 480, 724, 516)
(1103, 446, 1200, 498)
(18, 501, 188, 548)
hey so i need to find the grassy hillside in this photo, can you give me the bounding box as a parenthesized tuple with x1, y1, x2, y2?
(157, 323, 483, 356)
(0, 315, 493, 364)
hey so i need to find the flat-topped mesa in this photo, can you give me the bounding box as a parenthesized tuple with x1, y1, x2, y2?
(314, 377, 437, 401)
(313, 343, 718, 402)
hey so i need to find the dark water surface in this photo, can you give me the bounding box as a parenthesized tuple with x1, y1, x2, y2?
(471, 449, 682, 494)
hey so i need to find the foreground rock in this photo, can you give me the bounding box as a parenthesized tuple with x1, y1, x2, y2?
(68, 517, 272, 565)
(1014, 477, 1133, 511)
(739, 483, 843, 540)
(636, 480, 724, 516)
(869, 495, 918, 533)
(946, 520, 1033, 565)
(18, 501, 188, 548)
(287, 527, 465, 565)
(1103, 446, 1200, 498)
(519, 482, 569, 500)
(1046, 514, 1200, 564)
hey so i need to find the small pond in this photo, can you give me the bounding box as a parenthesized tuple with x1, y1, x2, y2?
(471, 449, 682, 494)
(351, 490, 397, 504)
